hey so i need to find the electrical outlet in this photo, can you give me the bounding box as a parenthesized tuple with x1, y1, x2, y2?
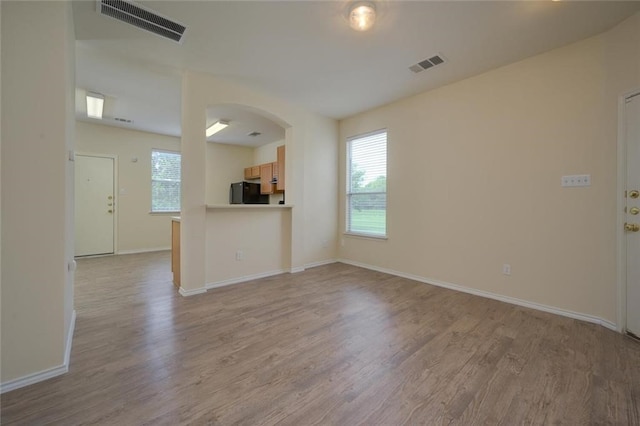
(502, 264, 511, 276)
(236, 250, 243, 261)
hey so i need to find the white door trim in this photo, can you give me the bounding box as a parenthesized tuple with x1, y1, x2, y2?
(616, 88, 640, 333)
(75, 153, 119, 255)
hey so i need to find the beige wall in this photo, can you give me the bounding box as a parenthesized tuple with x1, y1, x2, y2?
(1, 0, 4, 380)
(253, 139, 283, 164)
(304, 118, 339, 265)
(181, 71, 338, 293)
(1, 1, 75, 383)
(206, 209, 291, 284)
(63, 0, 76, 353)
(205, 143, 253, 205)
(338, 14, 640, 326)
(76, 121, 181, 253)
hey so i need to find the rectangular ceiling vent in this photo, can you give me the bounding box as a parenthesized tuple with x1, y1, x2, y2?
(247, 131, 262, 137)
(409, 54, 445, 74)
(97, 0, 186, 43)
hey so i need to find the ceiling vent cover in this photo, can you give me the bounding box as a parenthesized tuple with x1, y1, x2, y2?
(247, 131, 262, 137)
(97, 0, 186, 43)
(409, 54, 445, 74)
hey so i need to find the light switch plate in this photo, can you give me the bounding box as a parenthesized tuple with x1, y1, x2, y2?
(561, 174, 591, 187)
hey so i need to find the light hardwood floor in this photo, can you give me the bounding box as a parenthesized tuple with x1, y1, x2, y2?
(2, 251, 639, 424)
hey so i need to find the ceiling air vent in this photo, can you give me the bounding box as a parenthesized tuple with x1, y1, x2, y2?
(409, 54, 445, 74)
(97, 0, 186, 43)
(114, 117, 133, 123)
(247, 131, 262, 137)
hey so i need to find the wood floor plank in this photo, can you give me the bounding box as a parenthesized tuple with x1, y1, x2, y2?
(2, 251, 639, 425)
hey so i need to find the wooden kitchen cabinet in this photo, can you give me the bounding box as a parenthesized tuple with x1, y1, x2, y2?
(272, 161, 279, 188)
(244, 166, 260, 179)
(260, 162, 274, 194)
(276, 145, 285, 191)
(243, 145, 285, 193)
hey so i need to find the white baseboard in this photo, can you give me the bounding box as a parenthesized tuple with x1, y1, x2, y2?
(290, 266, 305, 273)
(0, 364, 68, 395)
(64, 310, 76, 367)
(338, 259, 618, 332)
(206, 269, 285, 290)
(305, 259, 338, 269)
(178, 286, 207, 297)
(117, 247, 170, 255)
(1, 310, 76, 394)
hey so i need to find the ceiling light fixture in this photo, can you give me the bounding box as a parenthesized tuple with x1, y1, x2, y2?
(86, 92, 105, 119)
(206, 120, 229, 137)
(349, 1, 376, 32)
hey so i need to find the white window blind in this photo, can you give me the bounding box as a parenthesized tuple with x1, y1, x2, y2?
(347, 130, 387, 237)
(151, 149, 181, 212)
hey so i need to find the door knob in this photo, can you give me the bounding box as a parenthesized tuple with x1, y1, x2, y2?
(630, 207, 640, 215)
(625, 223, 639, 232)
(629, 190, 639, 199)
(108, 195, 113, 200)
(108, 209, 113, 214)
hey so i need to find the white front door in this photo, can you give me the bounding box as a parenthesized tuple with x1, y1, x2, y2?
(625, 93, 640, 336)
(75, 155, 115, 256)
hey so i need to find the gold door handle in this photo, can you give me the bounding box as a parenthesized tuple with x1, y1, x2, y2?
(630, 207, 640, 215)
(629, 190, 639, 199)
(625, 223, 639, 232)
(108, 209, 113, 214)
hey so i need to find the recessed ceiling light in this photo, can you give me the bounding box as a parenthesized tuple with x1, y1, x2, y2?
(86, 92, 104, 119)
(349, 2, 376, 32)
(206, 120, 229, 137)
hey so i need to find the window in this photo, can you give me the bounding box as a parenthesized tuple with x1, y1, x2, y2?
(151, 149, 181, 212)
(346, 130, 387, 237)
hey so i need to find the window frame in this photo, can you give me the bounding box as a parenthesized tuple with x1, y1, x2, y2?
(150, 148, 181, 214)
(345, 129, 388, 239)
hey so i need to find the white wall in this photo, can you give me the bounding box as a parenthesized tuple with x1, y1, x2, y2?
(1, 1, 75, 384)
(338, 14, 640, 326)
(205, 143, 253, 205)
(76, 121, 181, 253)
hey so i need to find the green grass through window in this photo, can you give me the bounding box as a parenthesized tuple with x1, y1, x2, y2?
(350, 209, 386, 236)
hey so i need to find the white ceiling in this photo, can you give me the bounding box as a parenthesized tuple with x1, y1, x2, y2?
(73, 1, 640, 142)
(206, 105, 285, 147)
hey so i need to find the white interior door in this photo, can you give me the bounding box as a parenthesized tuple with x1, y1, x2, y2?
(625, 93, 640, 336)
(75, 155, 115, 256)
